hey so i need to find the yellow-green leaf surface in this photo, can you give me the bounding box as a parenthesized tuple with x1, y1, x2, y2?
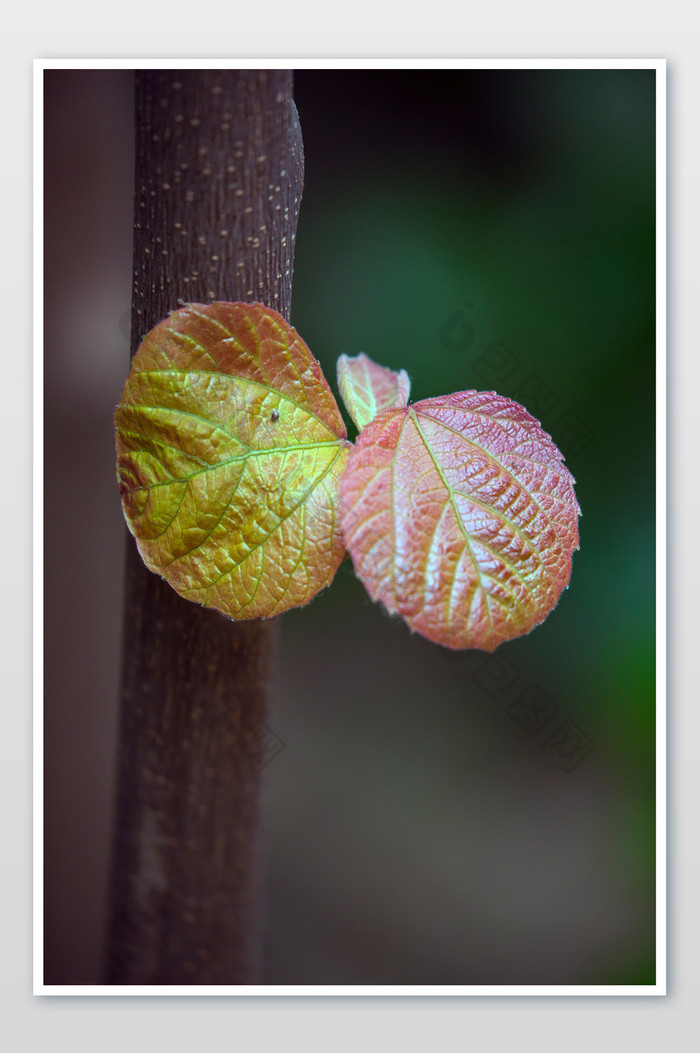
(337, 352, 410, 430)
(115, 302, 351, 619)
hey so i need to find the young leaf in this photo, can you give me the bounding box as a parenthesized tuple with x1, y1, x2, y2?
(337, 352, 410, 430)
(340, 390, 580, 651)
(115, 302, 350, 620)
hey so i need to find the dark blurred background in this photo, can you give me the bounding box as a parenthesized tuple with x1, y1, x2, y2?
(44, 68, 656, 985)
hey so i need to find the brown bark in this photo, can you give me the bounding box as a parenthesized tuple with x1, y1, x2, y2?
(105, 69, 303, 984)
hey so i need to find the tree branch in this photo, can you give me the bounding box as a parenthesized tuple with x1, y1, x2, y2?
(105, 69, 303, 984)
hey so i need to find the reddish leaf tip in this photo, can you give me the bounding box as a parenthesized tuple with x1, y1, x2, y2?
(337, 351, 411, 430)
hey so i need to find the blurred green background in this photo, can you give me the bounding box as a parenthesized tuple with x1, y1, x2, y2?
(43, 69, 656, 986)
(259, 69, 656, 984)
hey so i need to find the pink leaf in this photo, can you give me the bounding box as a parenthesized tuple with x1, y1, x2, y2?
(340, 390, 581, 651)
(337, 352, 410, 429)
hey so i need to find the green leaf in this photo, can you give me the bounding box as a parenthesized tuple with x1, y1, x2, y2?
(337, 351, 410, 429)
(115, 302, 350, 620)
